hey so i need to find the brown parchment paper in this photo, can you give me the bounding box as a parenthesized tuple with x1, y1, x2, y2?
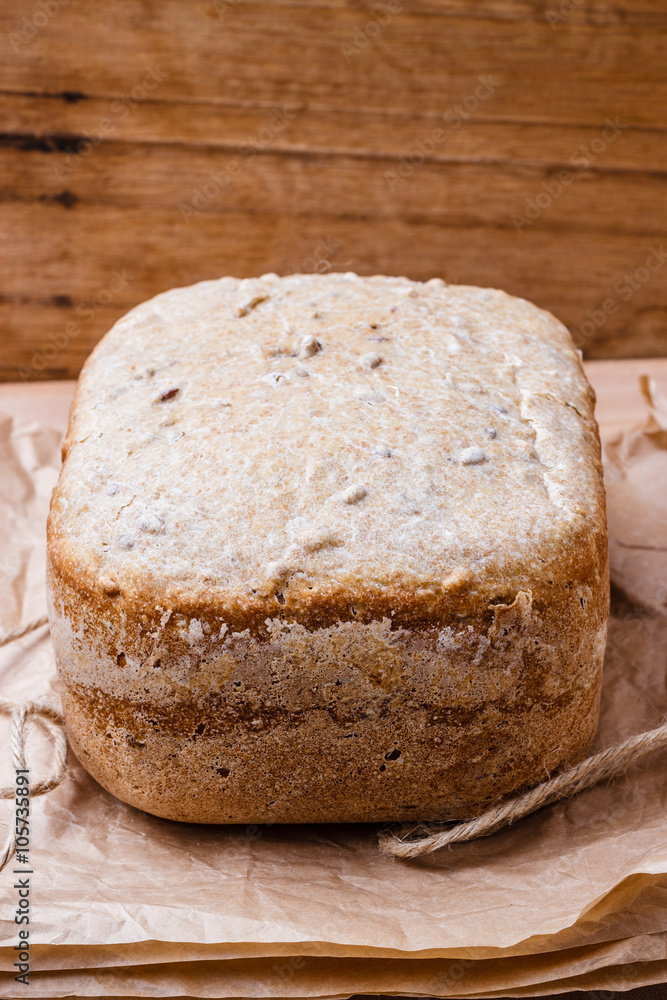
(1, 874, 665, 973)
(1, 933, 666, 999)
(0, 412, 61, 633)
(0, 373, 666, 996)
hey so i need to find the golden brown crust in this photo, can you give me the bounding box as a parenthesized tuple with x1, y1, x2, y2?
(46, 274, 609, 823)
(50, 554, 606, 823)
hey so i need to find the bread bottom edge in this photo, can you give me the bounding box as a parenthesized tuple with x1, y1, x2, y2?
(60, 679, 602, 825)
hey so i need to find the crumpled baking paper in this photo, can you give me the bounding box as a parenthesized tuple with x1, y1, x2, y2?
(1, 937, 666, 1000)
(604, 374, 667, 613)
(0, 371, 666, 998)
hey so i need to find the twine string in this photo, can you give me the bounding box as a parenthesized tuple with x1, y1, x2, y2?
(2, 617, 667, 866)
(0, 617, 67, 873)
(379, 720, 667, 858)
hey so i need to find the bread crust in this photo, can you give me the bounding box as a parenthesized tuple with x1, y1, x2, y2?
(46, 273, 609, 823)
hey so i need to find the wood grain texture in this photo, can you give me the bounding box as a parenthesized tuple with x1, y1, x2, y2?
(1, 0, 666, 380)
(2, 2, 666, 121)
(5, 94, 667, 169)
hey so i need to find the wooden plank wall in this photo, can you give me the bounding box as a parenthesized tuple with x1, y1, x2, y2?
(1, 0, 666, 381)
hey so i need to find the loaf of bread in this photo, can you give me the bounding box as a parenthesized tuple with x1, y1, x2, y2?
(47, 273, 609, 824)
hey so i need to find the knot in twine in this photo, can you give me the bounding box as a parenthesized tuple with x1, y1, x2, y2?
(2, 618, 667, 865)
(1, 616, 67, 873)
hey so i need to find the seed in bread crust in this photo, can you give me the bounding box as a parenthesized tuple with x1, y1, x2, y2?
(237, 294, 269, 317)
(360, 353, 382, 369)
(301, 529, 342, 553)
(157, 388, 180, 403)
(460, 447, 486, 465)
(265, 561, 290, 584)
(139, 514, 165, 534)
(338, 484, 367, 504)
(299, 335, 321, 359)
